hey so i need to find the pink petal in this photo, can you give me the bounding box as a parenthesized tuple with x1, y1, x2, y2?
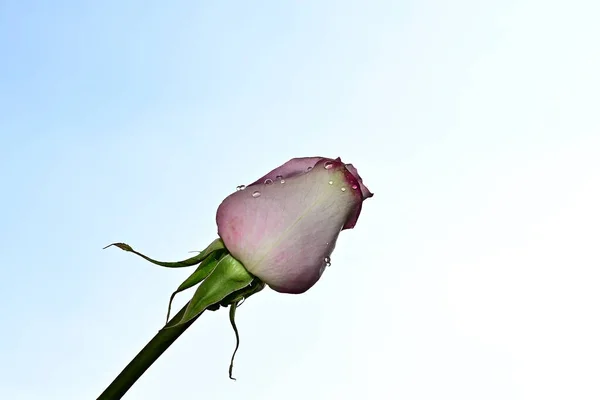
(344, 163, 373, 200)
(248, 157, 328, 186)
(339, 163, 373, 229)
(217, 158, 366, 294)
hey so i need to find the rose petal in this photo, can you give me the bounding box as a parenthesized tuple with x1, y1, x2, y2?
(248, 157, 328, 186)
(344, 163, 373, 200)
(217, 159, 363, 293)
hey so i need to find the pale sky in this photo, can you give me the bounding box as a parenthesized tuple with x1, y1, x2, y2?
(1, 1, 599, 399)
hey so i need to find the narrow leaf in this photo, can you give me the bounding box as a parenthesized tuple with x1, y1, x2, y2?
(103, 238, 225, 268)
(219, 278, 266, 308)
(164, 249, 224, 322)
(228, 301, 240, 380)
(170, 254, 254, 327)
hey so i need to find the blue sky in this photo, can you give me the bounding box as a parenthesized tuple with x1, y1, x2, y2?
(1, 1, 599, 399)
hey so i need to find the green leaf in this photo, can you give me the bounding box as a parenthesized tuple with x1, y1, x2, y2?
(169, 254, 254, 327)
(164, 249, 225, 322)
(219, 278, 266, 308)
(103, 238, 225, 268)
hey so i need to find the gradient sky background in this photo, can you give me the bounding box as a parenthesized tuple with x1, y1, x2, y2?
(1, 1, 599, 399)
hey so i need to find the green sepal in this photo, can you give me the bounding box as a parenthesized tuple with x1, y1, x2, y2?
(166, 254, 254, 328)
(220, 278, 265, 308)
(103, 238, 225, 268)
(224, 279, 266, 380)
(228, 301, 240, 381)
(164, 249, 225, 322)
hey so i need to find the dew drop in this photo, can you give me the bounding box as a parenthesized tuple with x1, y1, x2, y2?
(328, 180, 333, 185)
(252, 190, 261, 198)
(280, 179, 285, 183)
(324, 256, 331, 267)
(264, 178, 273, 185)
(341, 187, 347, 192)
(306, 166, 313, 172)
(324, 161, 333, 169)
(236, 185, 246, 191)
(275, 175, 283, 180)
(351, 184, 359, 190)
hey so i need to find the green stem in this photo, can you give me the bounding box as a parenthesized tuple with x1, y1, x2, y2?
(96, 302, 199, 400)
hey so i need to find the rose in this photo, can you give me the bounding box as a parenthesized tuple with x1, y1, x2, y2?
(100, 156, 373, 396)
(216, 156, 373, 294)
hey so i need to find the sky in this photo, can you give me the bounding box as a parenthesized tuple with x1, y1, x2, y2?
(1, 0, 599, 399)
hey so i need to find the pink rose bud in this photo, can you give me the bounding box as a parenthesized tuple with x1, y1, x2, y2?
(216, 157, 373, 294)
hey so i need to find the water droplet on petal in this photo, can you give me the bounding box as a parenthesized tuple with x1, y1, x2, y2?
(351, 184, 359, 190)
(264, 178, 273, 185)
(236, 185, 246, 191)
(328, 180, 333, 185)
(252, 190, 261, 198)
(324, 161, 333, 169)
(275, 175, 283, 180)
(341, 187, 347, 192)
(280, 178, 285, 183)
(306, 166, 313, 172)
(324, 256, 331, 267)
